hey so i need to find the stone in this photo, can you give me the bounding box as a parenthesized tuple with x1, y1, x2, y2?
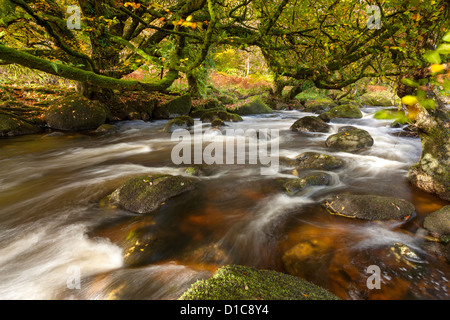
(423, 205, 450, 237)
(230, 97, 273, 115)
(322, 194, 416, 221)
(290, 116, 331, 133)
(325, 126, 374, 152)
(294, 152, 345, 171)
(153, 94, 192, 119)
(107, 174, 197, 214)
(0, 114, 41, 137)
(281, 172, 332, 195)
(44, 94, 106, 131)
(318, 104, 363, 122)
(179, 265, 339, 300)
(163, 116, 194, 133)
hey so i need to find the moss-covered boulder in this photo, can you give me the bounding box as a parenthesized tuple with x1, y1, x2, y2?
(423, 206, 450, 238)
(44, 94, 106, 131)
(106, 92, 157, 121)
(318, 104, 363, 122)
(280, 172, 332, 195)
(163, 116, 195, 133)
(304, 98, 338, 114)
(200, 110, 243, 123)
(153, 94, 192, 119)
(230, 97, 273, 115)
(106, 174, 197, 214)
(0, 114, 41, 137)
(325, 126, 374, 152)
(179, 265, 339, 300)
(294, 152, 345, 171)
(322, 194, 415, 221)
(359, 92, 395, 107)
(211, 118, 225, 127)
(290, 116, 331, 133)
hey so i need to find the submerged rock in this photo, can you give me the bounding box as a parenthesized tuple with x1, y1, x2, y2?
(359, 92, 395, 107)
(281, 172, 332, 195)
(107, 174, 197, 214)
(179, 265, 339, 300)
(322, 194, 415, 221)
(318, 104, 363, 122)
(294, 152, 345, 171)
(423, 205, 450, 238)
(45, 94, 106, 131)
(325, 126, 374, 152)
(290, 116, 331, 133)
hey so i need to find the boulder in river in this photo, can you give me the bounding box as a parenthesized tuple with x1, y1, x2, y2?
(322, 194, 415, 221)
(107, 174, 197, 214)
(45, 94, 107, 131)
(200, 110, 243, 123)
(423, 205, 450, 238)
(304, 98, 338, 114)
(163, 116, 195, 133)
(179, 264, 339, 300)
(325, 126, 374, 152)
(230, 96, 273, 115)
(281, 172, 332, 195)
(294, 152, 345, 171)
(290, 116, 331, 133)
(153, 94, 192, 119)
(318, 104, 363, 122)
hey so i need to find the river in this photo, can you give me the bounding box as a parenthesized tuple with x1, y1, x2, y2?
(0, 107, 449, 300)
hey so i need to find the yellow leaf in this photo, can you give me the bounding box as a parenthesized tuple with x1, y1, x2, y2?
(186, 15, 193, 22)
(401, 95, 419, 106)
(430, 64, 444, 74)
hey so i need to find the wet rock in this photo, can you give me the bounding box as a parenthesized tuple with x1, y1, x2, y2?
(106, 92, 157, 121)
(423, 205, 450, 238)
(211, 118, 225, 127)
(282, 239, 331, 280)
(163, 116, 194, 133)
(290, 116, 331, 133)
(325, 126, 374, 152)
(153, 94, 192, 119)
(179, 264, 339, 300)
(294, 152, 345, 171)
(281, 172, 332, 195)
(389, 242, 425, 268)
(304, 98, 338, 114)
(318, 104, 363, 122)
(0, 114, 41, 137)
(107, 174, 197, 214)
(200, 110, 243, 123)
(45, 94, 107, 131)
(230, 97, 273, 115)
(95, 124, 115, 133)
(360, 92, 395, 107)
(322, 194, 415, 221)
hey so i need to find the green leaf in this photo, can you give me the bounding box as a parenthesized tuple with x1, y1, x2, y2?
(436, 43, 450, 55)
(419, 98, 436, 110)
(49, 62, 58, 73)
(443, 31, 450, 42)
(401, 78, 419, 88)
(424, 51, 441, 64)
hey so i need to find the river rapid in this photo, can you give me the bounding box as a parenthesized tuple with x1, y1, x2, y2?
(0, 107, 449, 300)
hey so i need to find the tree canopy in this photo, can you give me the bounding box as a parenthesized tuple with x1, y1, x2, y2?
(0, 0, 449, 99)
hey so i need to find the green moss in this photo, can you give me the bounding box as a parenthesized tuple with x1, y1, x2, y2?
(200, 110, 243, 123)
(318, 104, 363, 122)
(153, 94, 192, 119)
(231, 97, 273, 115)
(179, 265, 339, 300)
(44, 93, 106, 131)
(109, 174, 197, 214)
(163, 116, 194, 133)
(0, 114, 41, 137)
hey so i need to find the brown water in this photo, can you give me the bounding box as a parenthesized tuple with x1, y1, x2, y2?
(0, 108, 449, 300)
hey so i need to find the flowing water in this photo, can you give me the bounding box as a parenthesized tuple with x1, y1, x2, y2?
(0, 107, 449, 300)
